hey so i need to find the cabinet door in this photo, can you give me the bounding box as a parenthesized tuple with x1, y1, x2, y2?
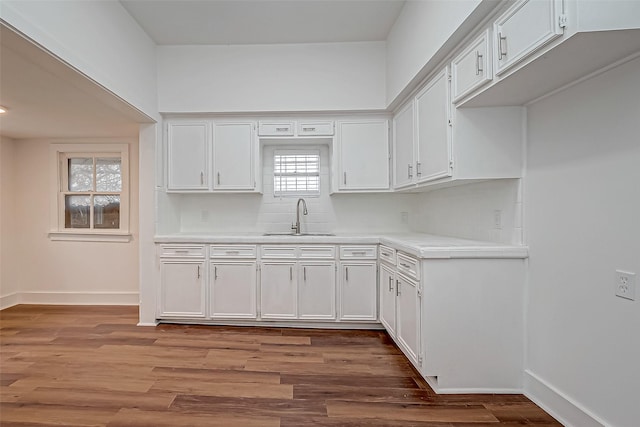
(213, 122, 255, 190)
(339, 262, 377, 321)
(392, 101, 415, 189)
(451, 29, 492, 103)
(379, 264, 396, 337)
(494, 0, 563, 76)
(260, 262, 297, 319)
(337, 120, 389, 191)
(159, 260, 206, 318)
(298, 262, 336, 320)
(415, 67, 452, 183)
(167, 121, 210, 191)
(210, 261, 257, 319)
(396, 274, 421, 368)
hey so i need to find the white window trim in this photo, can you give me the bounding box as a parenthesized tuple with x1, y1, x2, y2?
(49, 143, 131, 242)
(273, 149, 321, 198)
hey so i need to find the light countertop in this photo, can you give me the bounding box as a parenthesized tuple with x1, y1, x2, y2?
(155, 232, 528, 259)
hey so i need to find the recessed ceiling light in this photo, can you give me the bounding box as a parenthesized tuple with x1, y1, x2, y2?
(0, 106, 8, 114)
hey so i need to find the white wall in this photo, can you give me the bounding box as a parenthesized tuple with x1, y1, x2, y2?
(0, 137, 19, 308)
(5, 139, 140, 305)
(385, 0, 482, 105)
(167, 144, 416, 234)
(0, 0, 158, 117)
(157, 42, 386, 113)
(412, 179, 522, 244)
(525, 57, 640, 427)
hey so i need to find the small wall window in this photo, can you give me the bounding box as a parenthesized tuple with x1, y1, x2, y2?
(49, 143, 130, 241)
(273, 150, 320, 197)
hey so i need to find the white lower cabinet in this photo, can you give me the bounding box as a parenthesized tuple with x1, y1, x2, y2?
(396, 273, 422, 367)
(210, 261, 257, 319)
(260, 261, 297, 319)
(379, 263, 396, 336)
(339, 262, 377, 321)
(159, 259, 206, 318)
(298, 261, 336, 320)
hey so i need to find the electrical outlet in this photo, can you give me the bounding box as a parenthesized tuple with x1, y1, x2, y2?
(615, 270, 636, 300)
(493, 210, 502, 230)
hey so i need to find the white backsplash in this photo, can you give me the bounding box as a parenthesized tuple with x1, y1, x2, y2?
(174, 144, 417, 234)
(411, 179, 522, 244)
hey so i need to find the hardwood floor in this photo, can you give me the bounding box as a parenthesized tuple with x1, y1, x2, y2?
(0, 305, 561, 426)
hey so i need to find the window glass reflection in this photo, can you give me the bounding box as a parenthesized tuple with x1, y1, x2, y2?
(94, 195, 120, 229)
(65, 195, 90, 228)
(68, 158, 93, 192)
(96, 158, 122, 192)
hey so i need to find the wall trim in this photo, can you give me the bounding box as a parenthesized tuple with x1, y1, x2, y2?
(524, 370, 607, 427)
(10, 292, 139, 306)
(0, 292, 20, 310)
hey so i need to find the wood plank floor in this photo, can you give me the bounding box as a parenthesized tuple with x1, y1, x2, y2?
(0, 305, 561, 426)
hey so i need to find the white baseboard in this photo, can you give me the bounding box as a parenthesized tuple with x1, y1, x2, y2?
(524, 370, 607, 427)
(1, 291, 139, 307)
(0, 292, 20, 310)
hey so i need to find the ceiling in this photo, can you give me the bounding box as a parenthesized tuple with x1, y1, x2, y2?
(120, 0, 405, 45)
(0, 25, 152, 140)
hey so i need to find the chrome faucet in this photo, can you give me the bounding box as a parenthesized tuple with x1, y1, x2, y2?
(291, 198, 308, 235)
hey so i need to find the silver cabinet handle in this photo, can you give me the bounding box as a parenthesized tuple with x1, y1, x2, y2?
(400, 262, 411, 269)
(197, 265, 201, 279)
(217, 172, 220, 185)
(303, 267, 306, 281)
(302, 127, 316, 132)
(408, 164, 413, 179)
(290, 266, 293, 281)
(276, 127, 289, 132)
(416, 161, 421, 177)
(388, 277, 393, 292)
(213, 266, 217, 280)
(343, 172, 347, 185)
(352, 251, 367, 256)
(200, 171, 204, 185)
(225, 250, 240, 255)
(175, 249, 189, 253)
(475, 51, 483, 75)
(498, 31, 507, 60)
(346, 267, 349, 282)
(396, 280, 401, 296)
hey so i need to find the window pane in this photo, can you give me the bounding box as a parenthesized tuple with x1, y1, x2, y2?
(65, 195, 90, 228)
(94, 195, 120, 229)
(96, 158, 122, 192)
(273, 152, 320, 196)
(68, 158, 93, 192)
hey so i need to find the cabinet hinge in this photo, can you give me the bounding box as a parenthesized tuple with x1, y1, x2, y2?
(418, 355, 423, 366)
(448, 119, 453, 127)
(417, 287, 422, 297)
(447, 73, 452, 82)
(449, 159, 454, 170)
(558, 14, 568, 29)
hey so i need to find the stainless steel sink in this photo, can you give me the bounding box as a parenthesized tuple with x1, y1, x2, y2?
(262, 232, 335, 236)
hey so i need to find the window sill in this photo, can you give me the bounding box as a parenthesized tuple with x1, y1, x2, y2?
(48, 231, 133, 243)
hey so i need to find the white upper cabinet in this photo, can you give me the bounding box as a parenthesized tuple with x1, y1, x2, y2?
(258, 121, 295, 137)
(415, 67, 452, 183)
(167, 121, 210, 191)
(392, 102, 415, 189)
(297, 121, 334, 136)
(494, 0, 564, 76)
(213, 122, 256, 190)
(335, 120, 389, 192)
(451, 30, 492, 103)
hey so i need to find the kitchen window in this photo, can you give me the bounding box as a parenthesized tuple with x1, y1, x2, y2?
(49, 143, 130, 242)
(273, 150, 320, 196)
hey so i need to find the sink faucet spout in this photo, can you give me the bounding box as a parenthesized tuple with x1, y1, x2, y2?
(292, 198, 308, 235)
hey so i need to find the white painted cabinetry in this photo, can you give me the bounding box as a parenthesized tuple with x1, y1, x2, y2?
(167, 121, 210, 191)
(415, 67, 452, 183)
(339, 246, 378, 321)
(335, 120, 389, 192)
(451, 30, 492, 103)
(213, 122, 256, 190)
(494, 0, 564, 76)
(260, 261, 298, 319)
(396, 272, 421, 367)
(379, 245, 397, 336)
(158, 245, 206, 318)
(209, 245, 257, 319)
(298, 261, 336, 320)
(392, 102, 415, 189)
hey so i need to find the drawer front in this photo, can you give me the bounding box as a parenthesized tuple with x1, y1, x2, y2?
(297, 121, 334, 136)
(261, 245, 298, 259)
(160, 244, 206, 258)
(397, 252, 420, 280)
(210, 245, 257, 258)
(299, 245, 336, 259)
(340, 245, 377, 260)
(379, 245, 396, 265)
(258, 121, 295, 136)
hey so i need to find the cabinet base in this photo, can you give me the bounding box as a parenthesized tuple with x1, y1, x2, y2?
(156, 318, 384, 330)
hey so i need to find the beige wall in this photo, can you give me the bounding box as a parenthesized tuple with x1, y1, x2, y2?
(1, 138, 139, 307)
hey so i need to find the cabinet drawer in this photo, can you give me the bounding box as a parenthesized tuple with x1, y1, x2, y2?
(340, 245, 377, 260)
(379, 245, 396, 265)
(297, 121, 334, 136)
(258, 121, 294, 136)
(299, 245, 336, 259)
(261, 245, 297, 259)
(210, 245, 257, 258)
(160, 245, 206, 258)
(397, 252, 420, 280)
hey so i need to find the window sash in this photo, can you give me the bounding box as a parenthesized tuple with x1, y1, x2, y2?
(273, 151, 320, 196)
